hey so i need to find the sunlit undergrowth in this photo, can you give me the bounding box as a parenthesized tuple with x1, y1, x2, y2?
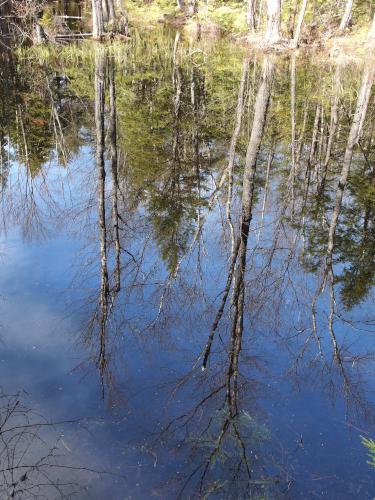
(126, 0, 248, 35)
(127, 0, 176, 26)
(126, 0, 374, 39)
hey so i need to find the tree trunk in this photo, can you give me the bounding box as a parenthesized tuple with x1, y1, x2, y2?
(247, 0, 256, 32)
(290, 0, 308, 48)
(92, 0, 104, 39)
(94, 48, 109, 372)
(288, 0, 298, 37)
(107, 0, 116, 25)
(33, 23, 47, 45)
(226, 58, 274, 408)
(339, 0, 354, 32)
(265, 0, 281, 45)
(202, 57, 249, 370)
(369, 11, 375, 39)
(108, 59, 121, 294)
(326, 63, 374, 266)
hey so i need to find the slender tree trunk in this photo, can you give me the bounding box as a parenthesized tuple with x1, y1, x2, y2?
(288, 0, 298, 37)
(318, 66, 341, 195)
(290, 54, 297, 214)
(247, 0, 256, 32)
(94, 48, 109, 372)
(226, 58, 274, 408)
(339, 0, 354, 32)
(326, 63, 374, 266)
(256, 0, 264, 30)
(265, 0, 281, 45)
(92, 0, 104, 39)
(202, 58, 249, 370)
(109, 59, 121, 294)
(291, 0, 308, 48)
(369, 11, 375, 39)
(227, 58, 249, 257)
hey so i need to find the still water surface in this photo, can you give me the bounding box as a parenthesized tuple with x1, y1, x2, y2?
(0, 30, 375, 498)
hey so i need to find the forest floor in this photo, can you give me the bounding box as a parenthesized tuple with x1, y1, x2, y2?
(126, 1, 375, 59)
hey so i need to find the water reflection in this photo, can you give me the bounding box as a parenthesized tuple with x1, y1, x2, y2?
(0, 30, 375, 498)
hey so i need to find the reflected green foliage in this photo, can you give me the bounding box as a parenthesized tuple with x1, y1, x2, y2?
(362, 436, 375, 469)
(0, 26, 375, 500)
(2, 31, 375, 306)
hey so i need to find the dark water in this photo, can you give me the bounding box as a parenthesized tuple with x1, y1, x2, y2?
(0, 30, 375, 499)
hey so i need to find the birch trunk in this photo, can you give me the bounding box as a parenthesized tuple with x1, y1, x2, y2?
(92, 0, 104, 39)
(326, 64, 374, 266)
(265, 0, 281, 45)
(226, 58, 274, 409)
(109, 59, 121, 294)
(94, 48, 109, 371)
(291, 0, 308, 48)
(369, 11, 375, 39)
(339, 0, 354, 32)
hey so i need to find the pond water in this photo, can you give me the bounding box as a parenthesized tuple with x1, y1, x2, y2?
(0, 29, 374, 499)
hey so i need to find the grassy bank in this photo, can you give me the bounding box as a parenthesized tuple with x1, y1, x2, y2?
(125, 0, 375, 53)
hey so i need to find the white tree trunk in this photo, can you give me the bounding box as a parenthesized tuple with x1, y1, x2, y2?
(265, 0, 281, 45)
(326, 63, 374, 265)
(339, 0, 354, 32)
(92, 0, 104, 39)
(291, 0, 308, 48)
(369, 11, 375, 39)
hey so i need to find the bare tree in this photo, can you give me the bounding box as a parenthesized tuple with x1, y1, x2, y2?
(94, 47, 109, 377)
(311, 62, 374, 358)
(0, 389, 114, 498)
(202, 57, 274, 369)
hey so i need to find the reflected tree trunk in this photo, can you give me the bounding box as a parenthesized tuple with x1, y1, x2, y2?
(311, 63, 374, 360)
(226, 59, 274, 410)
(318, 66, 341, 195)
(326, 63, 374, 267)
(94, 48, 109, 373)
(202, 58, 250, 369)
(202, 58, 274, 371)
(290, 54, 297, 214)
(257, 149, 273, 241)
(227, 58, 250, 257)
(109, 58, 121, 294)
